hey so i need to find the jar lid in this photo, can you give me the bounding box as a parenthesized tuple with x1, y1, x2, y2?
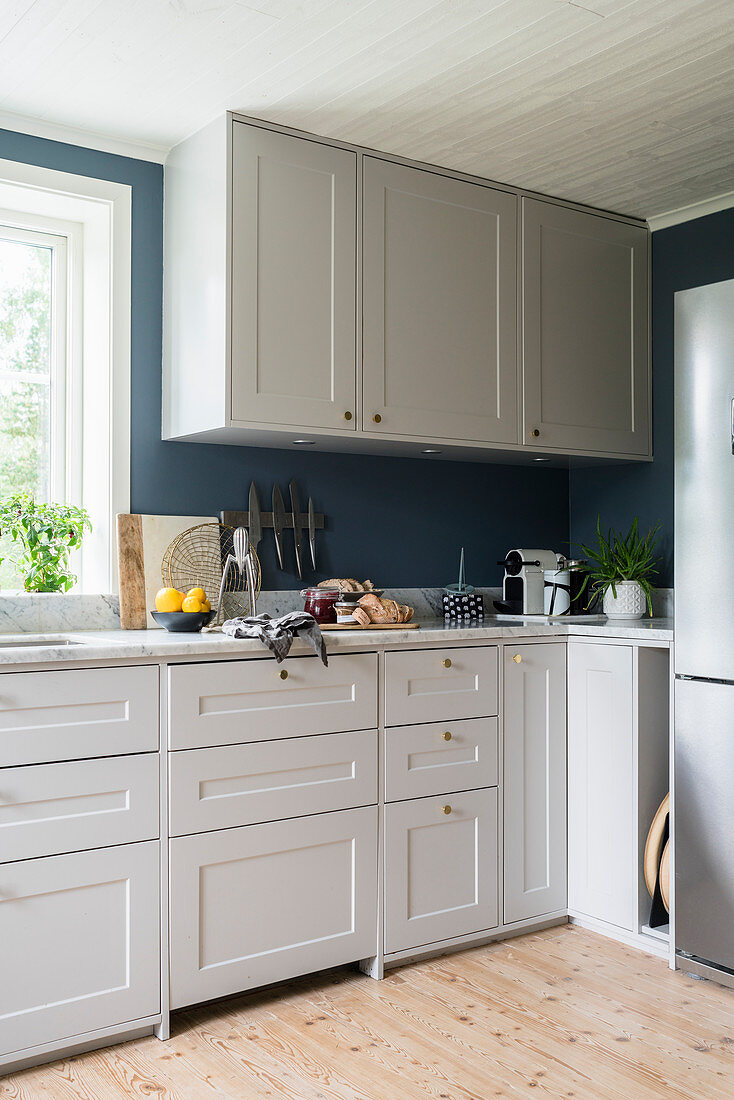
(301, 586, 340, 597)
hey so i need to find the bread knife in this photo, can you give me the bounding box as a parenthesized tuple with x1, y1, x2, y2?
(248, 482, 262, 555)
(289, 479, 303, 579)
(272, 483, 286, 570)
(308, 497, 317, 570)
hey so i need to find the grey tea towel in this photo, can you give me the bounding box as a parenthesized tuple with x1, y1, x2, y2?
(222, 612, 327, 666)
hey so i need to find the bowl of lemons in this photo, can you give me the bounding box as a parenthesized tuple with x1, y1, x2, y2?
(151, 587, 214, 632)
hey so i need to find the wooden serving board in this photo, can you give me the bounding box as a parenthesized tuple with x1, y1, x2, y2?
(117, 513, 217, 629)
(321, 623, 420, 630)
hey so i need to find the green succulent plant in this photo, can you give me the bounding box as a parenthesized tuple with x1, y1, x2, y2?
(577, 516, 660, 617)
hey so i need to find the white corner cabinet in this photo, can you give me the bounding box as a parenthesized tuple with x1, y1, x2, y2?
(163, 112, 651, 463)
(567, 641, 670, 938)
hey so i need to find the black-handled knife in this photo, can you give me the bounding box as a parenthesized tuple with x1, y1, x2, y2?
(248, 482, 262, 556)
(290, 479, 303, 579)
(308, 497, 317, 570)
(272, 484, 286, 570)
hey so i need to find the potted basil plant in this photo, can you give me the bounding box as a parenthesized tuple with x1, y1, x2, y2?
(578, 516, 660, 619)
(0, 494, 92, 593)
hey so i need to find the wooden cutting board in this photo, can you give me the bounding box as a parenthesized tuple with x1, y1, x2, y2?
(117, 513, 217, 629)
(321, 623, 420, 630)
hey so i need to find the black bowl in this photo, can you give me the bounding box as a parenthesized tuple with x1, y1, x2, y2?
(151, 610, 214, 633)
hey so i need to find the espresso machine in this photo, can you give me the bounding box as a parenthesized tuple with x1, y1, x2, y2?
(494, 549, 560, 616)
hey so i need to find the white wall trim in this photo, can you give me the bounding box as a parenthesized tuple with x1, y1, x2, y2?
(647, 189, 734, 232)
(0, 109, 168, 165)
(0, 158, 132, 594)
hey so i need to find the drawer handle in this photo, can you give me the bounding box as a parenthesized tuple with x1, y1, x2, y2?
(279, 669, 289, 680)
(442, 658, 452, 669)
(442, 804, 452, 815)
(442, 731, 452, 741)
(344, 411, 353, 421)
(513, 654, 522, 663)
(373, 413, 382, 424)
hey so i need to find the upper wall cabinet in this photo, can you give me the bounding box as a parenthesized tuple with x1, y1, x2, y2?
(163, 113, 651, 462)
(362, 158, 518, 443)
(230, 125, 357, 431)
(522, 199, 650, 457)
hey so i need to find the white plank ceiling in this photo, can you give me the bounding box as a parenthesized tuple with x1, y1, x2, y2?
(0, 0, 733, 217)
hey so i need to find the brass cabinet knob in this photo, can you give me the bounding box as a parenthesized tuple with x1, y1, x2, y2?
(442, 804, 452, 815)
(279, 668, 289, 680)
(442, 731, 452, 742)
(513, 653, 522, 664)
(532, 429, 540, 438)
(373, 413, 382, 423)
(344, 411, 353, 421)
(442, 658, 452, 669)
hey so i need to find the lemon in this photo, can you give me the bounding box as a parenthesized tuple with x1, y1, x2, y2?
(186, 587, 207, 602)
(156, 587, 183, 612)
(182, 595, 203, 613)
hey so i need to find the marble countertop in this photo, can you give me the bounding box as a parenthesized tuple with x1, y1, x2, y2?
(0, 615, 673, 667)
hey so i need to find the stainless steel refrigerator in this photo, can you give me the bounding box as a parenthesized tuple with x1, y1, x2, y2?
(675, 276, 734, 985)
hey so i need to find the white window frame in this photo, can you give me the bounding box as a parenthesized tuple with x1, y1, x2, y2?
(0, 160, 132, 593)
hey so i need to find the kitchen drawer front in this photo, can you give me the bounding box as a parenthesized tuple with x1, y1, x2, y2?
(384, 788, 498, 954)
(0, 754, 159, 863)
(169, 653, 378, 750)
(385, 717, 498, 802)
(170, 805, 378, 1009)
(169, 730, 378, 835)
(385, 647, 498, 727)
(0, 665, 159, 767)
(0, 841, 160, 1059)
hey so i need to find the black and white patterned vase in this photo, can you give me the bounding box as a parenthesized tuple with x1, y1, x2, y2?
(442, 592, 484, 620)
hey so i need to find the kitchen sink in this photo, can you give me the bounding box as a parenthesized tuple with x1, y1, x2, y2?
(0, 636, 88, 649)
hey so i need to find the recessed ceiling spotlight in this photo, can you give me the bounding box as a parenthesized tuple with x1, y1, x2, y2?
(292, 439, 315, 445)
(421, 448, 442, 454)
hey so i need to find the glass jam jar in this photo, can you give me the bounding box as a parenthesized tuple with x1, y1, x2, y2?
(301, 586, 340, 624)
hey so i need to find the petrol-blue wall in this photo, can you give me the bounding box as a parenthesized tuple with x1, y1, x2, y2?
(0, 129, 569, 591)
(569, 205, 734, 589)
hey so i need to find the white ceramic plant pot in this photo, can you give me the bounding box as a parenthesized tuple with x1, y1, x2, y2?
(603, 580, 646, 620)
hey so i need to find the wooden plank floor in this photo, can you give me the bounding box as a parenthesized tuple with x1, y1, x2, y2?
(3, 925, 734, 1099)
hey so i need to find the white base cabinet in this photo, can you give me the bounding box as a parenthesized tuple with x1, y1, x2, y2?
(567, 642, 669, 934)
(384, 788, 498, 954)
(503, 643, 567, 924)
(169, 806, 378, 1009)
(0, 841, 160, 1059)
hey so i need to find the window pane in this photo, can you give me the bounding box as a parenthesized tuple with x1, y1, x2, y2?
(0, 234, 53, 591)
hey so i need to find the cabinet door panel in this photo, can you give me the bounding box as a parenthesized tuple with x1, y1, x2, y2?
(363, 158, 517, 443)
(170, 730, 377, 835)
(504, 643, 567, 923)
(567, 642, 636, 930)
(0, 842, 159, 1057)
(170, 806, 377, 1008)
(0, 665, 159, 767)
(385, 718, 498, 802)
(231, 123, 356, 429)
(169, 652, 377, 749)
(384, 789, 498, 953)
(0, 754, 159, 862)
(522, 198, 649, 455)
(385, 646, 498, 727)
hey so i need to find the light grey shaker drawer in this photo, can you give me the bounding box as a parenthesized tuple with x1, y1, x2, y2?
(385, 646, 498, 727)
(0, 755, 159, 862)
(168, 653, 378, 749)
(385, 717, 498, 802)
(0, 665, 159, 767)
(169, 730, 378, 835)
